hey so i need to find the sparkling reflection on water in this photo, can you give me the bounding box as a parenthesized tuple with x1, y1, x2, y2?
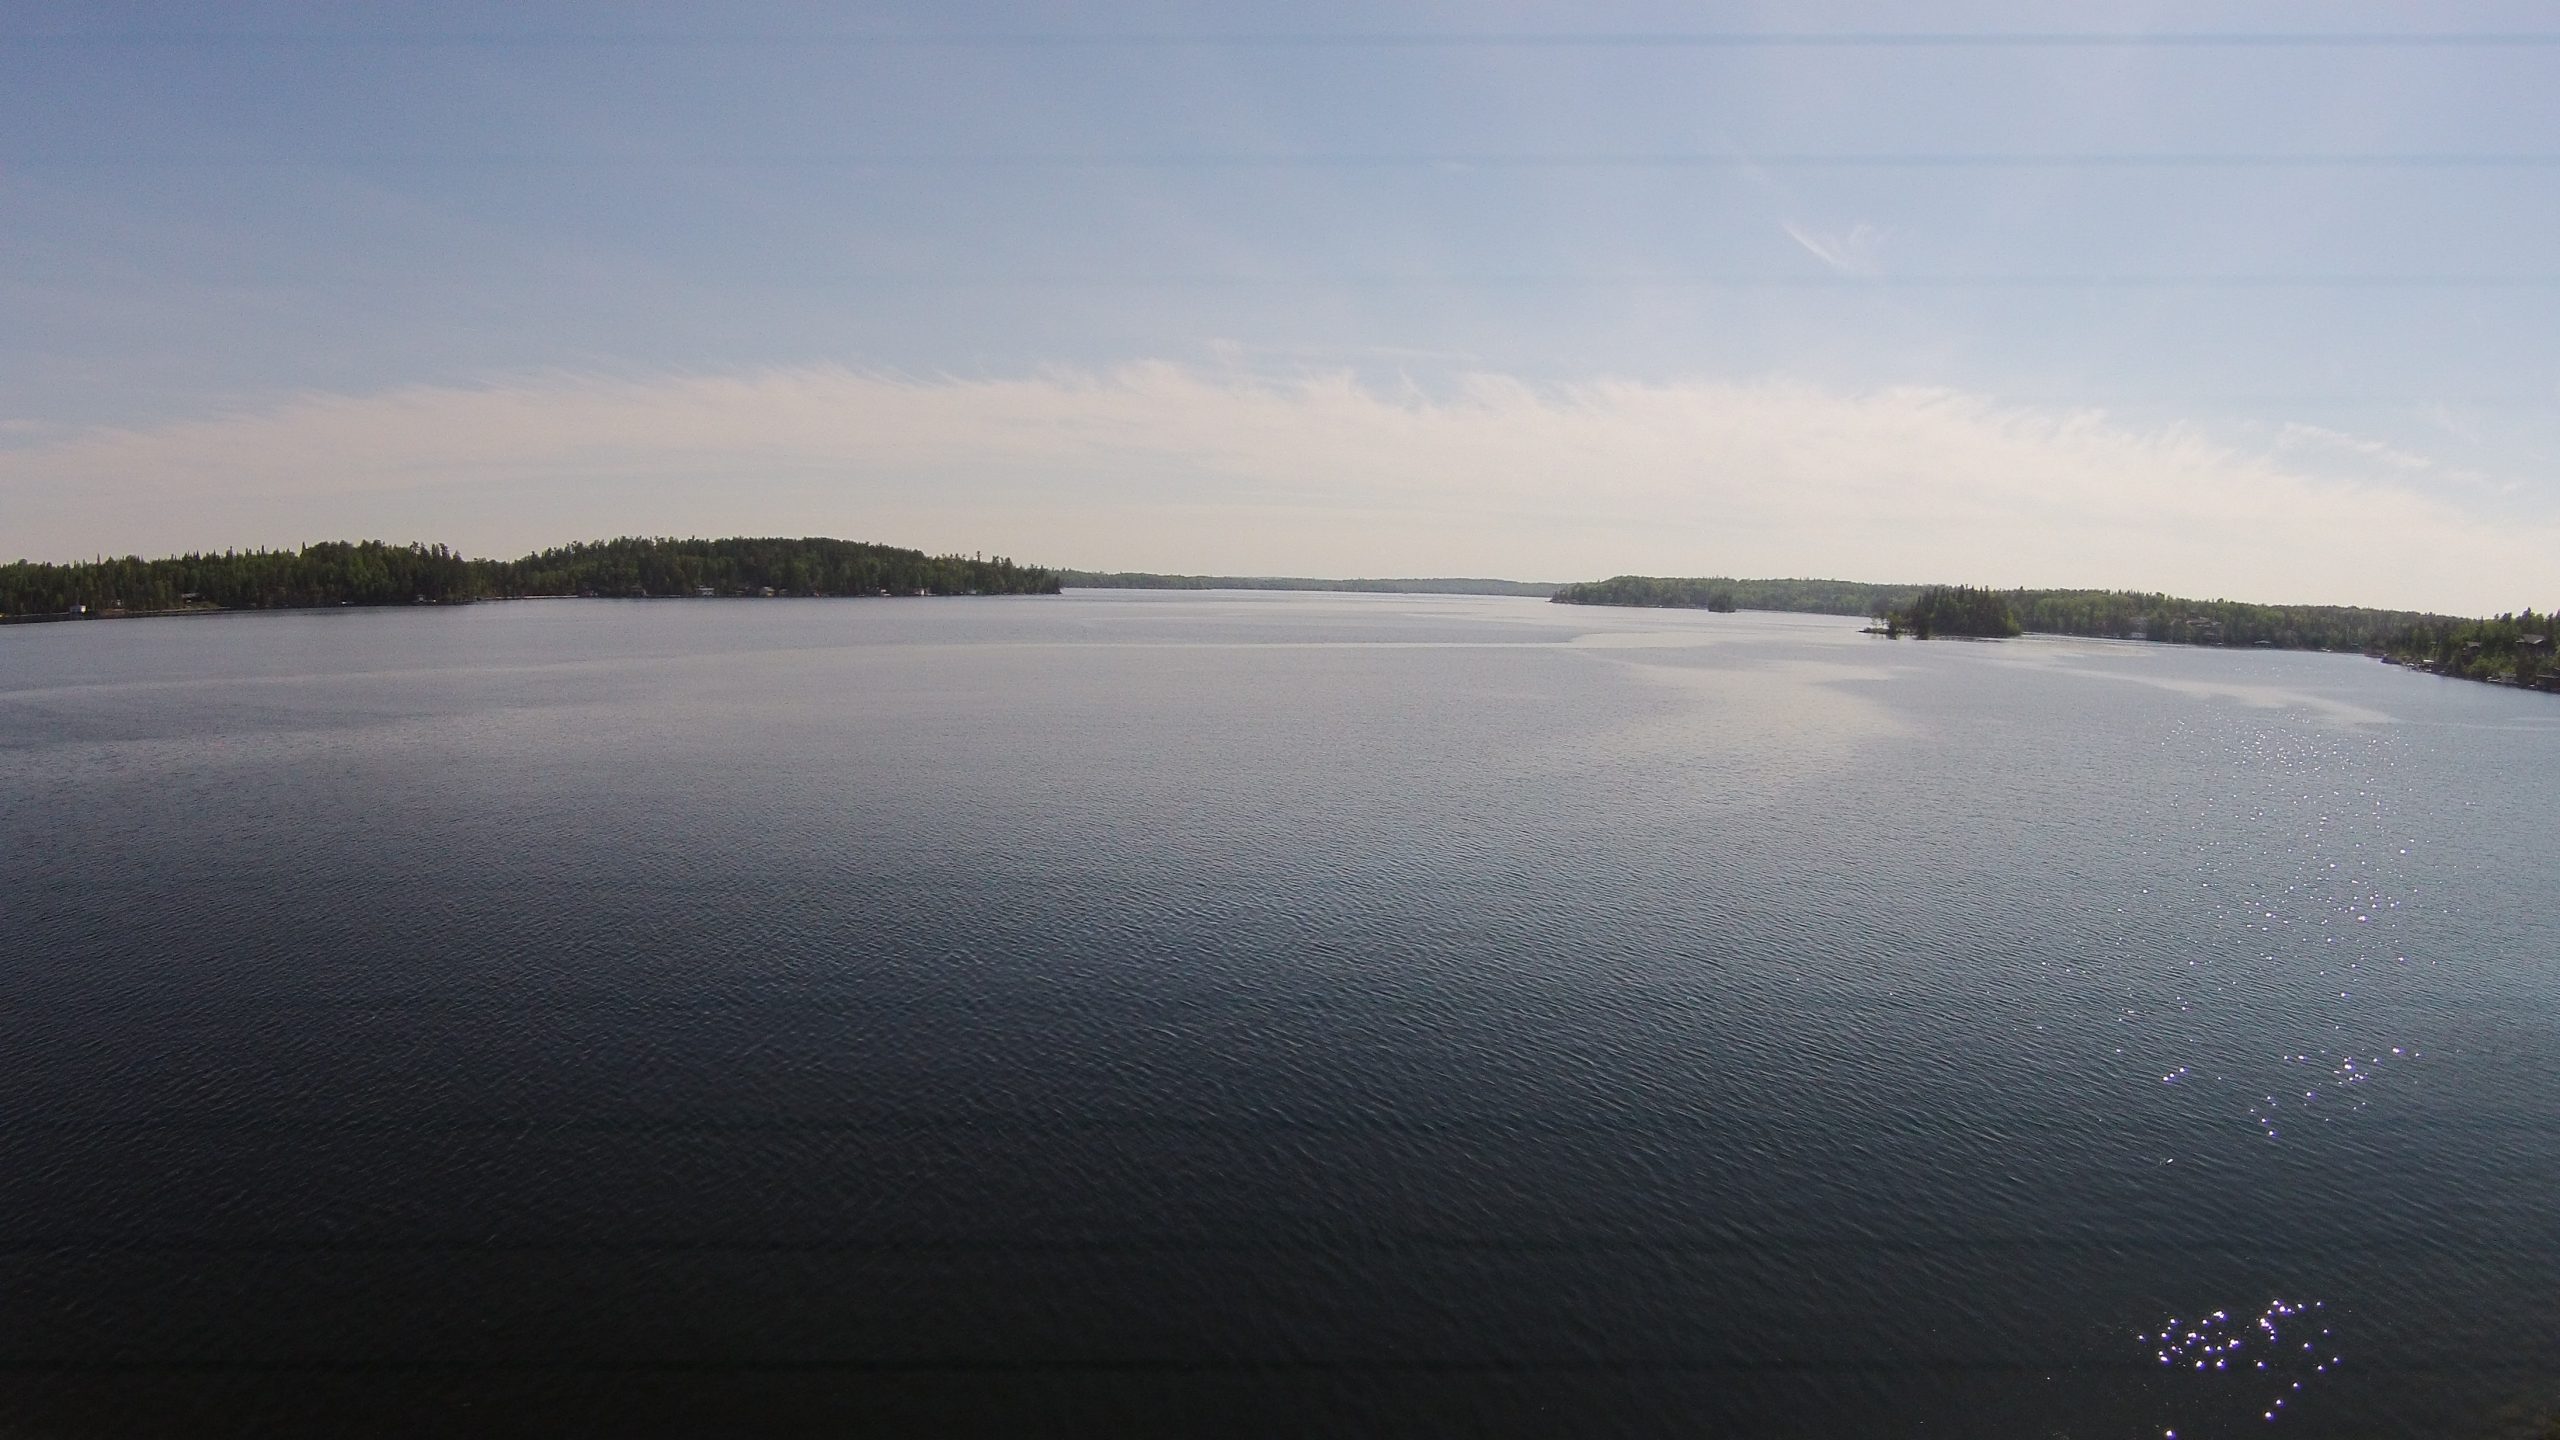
(1, 594, 2556, 1437)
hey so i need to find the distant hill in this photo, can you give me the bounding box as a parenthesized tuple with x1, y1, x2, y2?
(1063, 572, 1557, 597)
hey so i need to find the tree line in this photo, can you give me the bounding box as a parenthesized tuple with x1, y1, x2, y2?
(2375, 609, 2560, 690)
(1553, 574, 2461, 651)
(1880, 585, 2021, 639)
(1061, 571, 1557, 596)
(489, 537, 1057, 600)
(0, 537, 1060, 618)
(1547, 575, 1741, 610)
(1553, 574, 1865, 613)
(2005, 589, 2446, 651)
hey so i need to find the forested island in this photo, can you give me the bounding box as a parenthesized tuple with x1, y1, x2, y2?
(1063, 571, 1557, 596)
(0, 537, 1059, 620)
(1875, 585, 2023, 639)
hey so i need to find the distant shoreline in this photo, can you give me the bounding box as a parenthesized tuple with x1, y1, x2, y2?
(1552, 574, 2558, 695)
(0, 590, 1040, 628)
(0, 536, 1060, 622)
(10, 548, 2551, 698)
(1061, 572, 1558, 597)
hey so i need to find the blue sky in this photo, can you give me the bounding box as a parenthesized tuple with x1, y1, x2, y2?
(7, 1, 2560, 610)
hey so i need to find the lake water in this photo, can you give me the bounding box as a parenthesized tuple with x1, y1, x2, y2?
(3, 592, 2557, 1437)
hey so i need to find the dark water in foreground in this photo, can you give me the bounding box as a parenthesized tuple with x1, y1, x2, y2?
(3, 593, 2557, 1438)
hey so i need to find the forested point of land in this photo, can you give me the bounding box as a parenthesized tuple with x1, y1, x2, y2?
(0, 537, 1059, 619)
(2374, 609, 2560, 691)
(1062, 572, 1558, 596)
(1554, 575, 2464, 652)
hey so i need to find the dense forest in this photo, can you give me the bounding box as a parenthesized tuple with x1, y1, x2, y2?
(485, 537, 1056, 600)
(1063, 572, 1557, 596)
(1546, 575, 1742, 610)
(1553, 574, 1911, 614)
(0, 537, 1059, 619)
(1554, 574, 2456, 651)
(1880, 585, 2021, 639)
(2374, 609, 2560, 690)
(0, 541, 478, 615)
(2003, 589, 2447, 650)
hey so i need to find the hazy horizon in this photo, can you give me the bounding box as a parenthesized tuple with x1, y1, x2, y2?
(9, 1, 2560, 613)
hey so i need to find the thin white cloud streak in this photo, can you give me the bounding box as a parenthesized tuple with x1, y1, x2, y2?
(1781, 220, 1885, 277)
(2, 363, 2550, 613)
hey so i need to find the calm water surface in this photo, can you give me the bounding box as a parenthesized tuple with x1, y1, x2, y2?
(3, 593, 2557, 1437)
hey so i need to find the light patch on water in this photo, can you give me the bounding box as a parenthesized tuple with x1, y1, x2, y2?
(2097, 675, 2394, 729)
(1968, 638, 2400, 727)
(1566, 629, 1741, 651)
(1596, 654, 1908, 742)
(1558, 651, 1913, 807)
(2145, 1300, 2338, 1430)
(2248, 1046, 2420, 1140)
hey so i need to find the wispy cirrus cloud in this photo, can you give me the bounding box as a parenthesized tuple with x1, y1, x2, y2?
(2, 363, 2548, 613)
(1781, 219, 1886, 277)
